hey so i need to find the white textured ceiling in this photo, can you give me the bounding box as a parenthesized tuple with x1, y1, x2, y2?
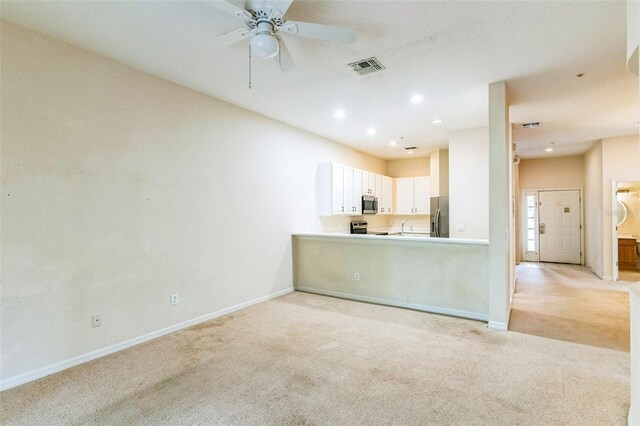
(1, 0, 637, 159)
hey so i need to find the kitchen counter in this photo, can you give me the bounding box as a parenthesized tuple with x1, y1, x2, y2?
(292, 231, 490, 321)
(292, 231, 488, 245)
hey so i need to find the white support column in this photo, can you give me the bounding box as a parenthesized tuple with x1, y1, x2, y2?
(627, 0, 639, 75)
(488, 81, 511, 330)
(630, 284, 640, 426)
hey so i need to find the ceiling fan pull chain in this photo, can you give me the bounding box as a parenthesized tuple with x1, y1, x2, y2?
(248, 43, 252, 90)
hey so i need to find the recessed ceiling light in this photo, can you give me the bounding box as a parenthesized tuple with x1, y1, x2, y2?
(410, 94, 423, 104)
(389, 140, 398, 146)
(431, 119, 442, 124)
(545, 148, 554, 152)
(367, 127, 376, 135)
(334, 109, 345, 119)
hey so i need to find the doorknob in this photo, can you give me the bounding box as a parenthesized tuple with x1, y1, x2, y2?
(539, 223, 546, 234)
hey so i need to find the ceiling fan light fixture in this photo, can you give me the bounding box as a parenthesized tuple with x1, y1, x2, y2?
(250, 33, 279, 58)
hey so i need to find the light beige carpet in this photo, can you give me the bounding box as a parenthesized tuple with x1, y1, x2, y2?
(1, 292, 630, 425)
(509, 262, 630, 352)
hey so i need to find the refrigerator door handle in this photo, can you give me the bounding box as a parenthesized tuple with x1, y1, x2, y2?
(435, 208, 441, 237)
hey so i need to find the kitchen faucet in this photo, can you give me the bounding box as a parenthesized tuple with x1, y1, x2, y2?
(401, 220, 413, 236)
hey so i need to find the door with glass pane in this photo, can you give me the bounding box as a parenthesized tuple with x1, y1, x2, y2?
(522, 192, 539, 261)
(538, 190, 581, 264)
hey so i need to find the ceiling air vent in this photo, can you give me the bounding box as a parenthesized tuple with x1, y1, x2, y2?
(520, 122, 541, 129)
(348, 57, 385, 76)
(405, 147, 417, 151)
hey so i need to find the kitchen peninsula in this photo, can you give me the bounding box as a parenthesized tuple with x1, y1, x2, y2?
(292, 232, 489, 321)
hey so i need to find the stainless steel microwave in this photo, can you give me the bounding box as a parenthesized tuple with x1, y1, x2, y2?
(362, 195, 378, 215)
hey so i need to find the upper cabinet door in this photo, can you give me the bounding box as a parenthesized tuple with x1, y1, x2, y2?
(332, 164, 344, 215)
(414, 177, 430, 214)
(395, 178, 414, 214)
(353, 169, 363, 215)
(375, 175, 383, 198)
(382, 177, 393, 214)
(361, 172, 376, 195)
(343, 167, 354, 215)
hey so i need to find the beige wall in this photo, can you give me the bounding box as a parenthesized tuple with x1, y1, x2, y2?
(601, 135, 640, 279)
(519, 156, 585, 190)
(386, 157, 429, 178)
(0, 22, 387, 384)
(429, 149, 449, 197)
(583, 136, 640, 279)
(584, 142, 604, 277)
(448, 127, 489, 240)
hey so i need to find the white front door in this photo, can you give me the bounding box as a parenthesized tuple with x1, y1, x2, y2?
(539, 190, 581, 264)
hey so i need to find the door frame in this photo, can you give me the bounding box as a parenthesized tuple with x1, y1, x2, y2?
(611, 179, 640, 281)
(612, 180, 619, 282)
(521, 191, 540, 262)
(521, 188, 584, 265)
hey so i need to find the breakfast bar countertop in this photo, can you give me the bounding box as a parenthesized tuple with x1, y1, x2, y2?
(292, 231, 489, 245)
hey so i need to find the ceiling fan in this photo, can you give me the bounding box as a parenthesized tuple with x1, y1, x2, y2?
(199, 0, 358, 72)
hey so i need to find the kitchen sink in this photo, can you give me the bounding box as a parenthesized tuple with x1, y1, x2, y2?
(387, 232, 431, 238)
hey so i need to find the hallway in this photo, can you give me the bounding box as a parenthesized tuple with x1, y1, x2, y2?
(509, 263, 630, 352)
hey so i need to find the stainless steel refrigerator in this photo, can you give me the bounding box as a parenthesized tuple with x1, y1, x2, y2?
(430, 197, 449, 238)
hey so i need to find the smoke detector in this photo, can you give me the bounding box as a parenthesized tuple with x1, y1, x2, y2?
(520, 122, 541, 129)
(348, 57, 385, 76)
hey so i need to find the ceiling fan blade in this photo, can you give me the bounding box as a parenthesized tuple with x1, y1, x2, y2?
(275, 37, 296, 72)
(193, 28, 255, 51)
(201, 0, 251, 19)
(280, 21, 357, 44)
(271, 0, 294, 16)
(244, 0, 293, 15)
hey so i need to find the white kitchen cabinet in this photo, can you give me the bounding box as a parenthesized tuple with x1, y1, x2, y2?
(414, 177, 430, 214)
(380, 176, 393, 214)
(343, 167, 363, 214)
(343, 167, 354, 215)
(375, 175, 383, 198)
(394, 176, 430, 215)
(362, 172, 376, 196)
(318, 162, 367, 216)
(331, 164, 344, 215)
(395, 178, 415, 214)
(353, 169, 363, 214)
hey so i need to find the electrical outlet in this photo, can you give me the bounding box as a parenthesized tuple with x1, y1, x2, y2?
(170, 293, 179, 306)
(354, 273, 360, 281)
(456, 224, 465, 232)
(92, 314, 102, 328)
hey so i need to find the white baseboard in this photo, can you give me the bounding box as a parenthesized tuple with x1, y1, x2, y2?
(603, 275, 614, 281)
(296, 286, 489, 322)
(488, 321, 509, 331)
(0, 287, 293, 392)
